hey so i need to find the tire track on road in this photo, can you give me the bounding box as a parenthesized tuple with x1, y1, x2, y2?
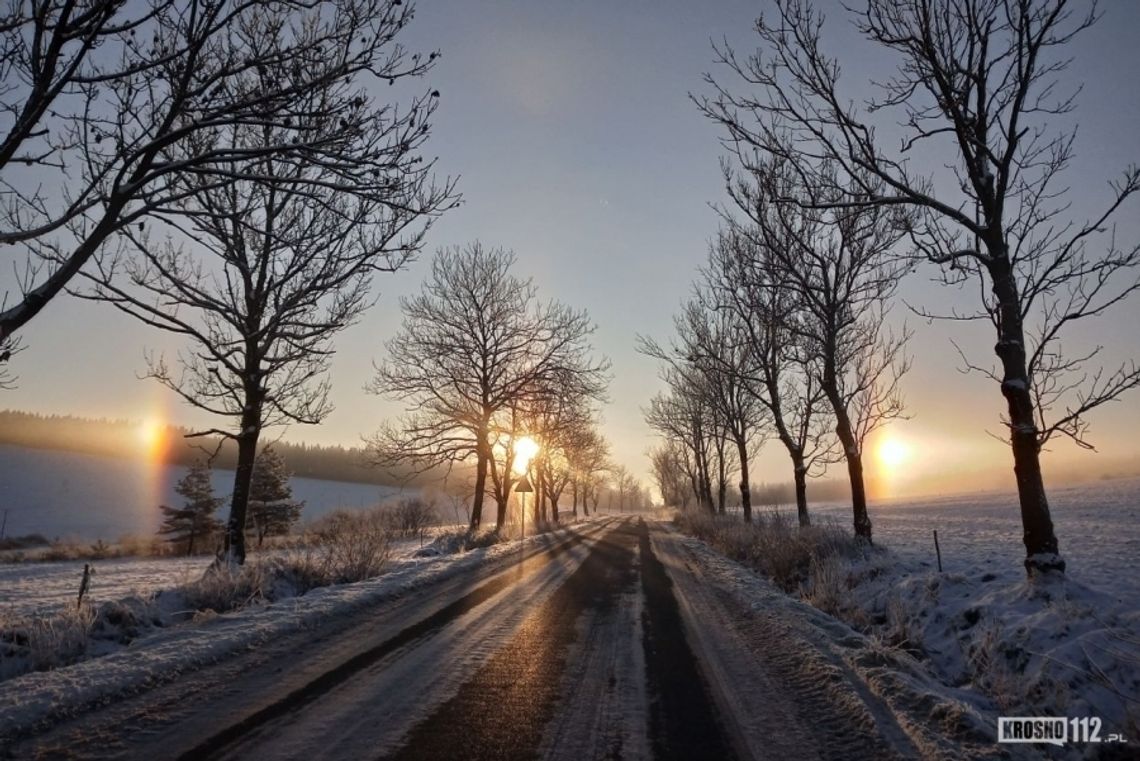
(179, 526, 599, 760)
(381, 520, 641, 761)
(638, 519, 740, 761)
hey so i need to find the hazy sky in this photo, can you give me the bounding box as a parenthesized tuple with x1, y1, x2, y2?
(4, 1, 1139, 498)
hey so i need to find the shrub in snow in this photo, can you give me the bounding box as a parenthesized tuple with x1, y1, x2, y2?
(181, 563, 270, 614)
(307, 508, 392, 583)
(40, 539, 85, 562)
(804, 554, 848, 616)
(0, 604, 96, 681)
(673, 509, 867, 592)
(90, 596, 164, 645)
(383, 496, 438, 542)
(415, 527, 507, 557)
(0, 533, 49, 551)
(116, 533, 172, 558)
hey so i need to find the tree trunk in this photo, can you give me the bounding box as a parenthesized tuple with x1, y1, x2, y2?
(470, 445, 488, 531)
(714, 436, 728, 515)
(821, 354, 871, 542)
(695, 439, 714, 513)
(988, 247, 1064, 574)
(844, 448, 870, 541)
(494, 460, 510, 529)
(225, 425, 259, 565)
(495, 495, 508, 529)
(735, 435, 752, 523)
(767, 386, 810, 526)
(829, 404, 870, 542)
(792, 456, 810, 527)
(537, 466, 547, 523)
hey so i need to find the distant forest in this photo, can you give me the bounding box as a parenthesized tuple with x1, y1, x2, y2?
(0, 410, 458, 488)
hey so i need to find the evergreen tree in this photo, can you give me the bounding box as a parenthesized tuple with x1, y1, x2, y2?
(158, 462, 223, 555)
(247, 449, 304, 547)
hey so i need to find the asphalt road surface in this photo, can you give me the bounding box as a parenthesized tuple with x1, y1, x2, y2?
(4, 518, 959, 760)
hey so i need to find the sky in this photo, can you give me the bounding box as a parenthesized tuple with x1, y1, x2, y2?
(4, 0, 1140, 499)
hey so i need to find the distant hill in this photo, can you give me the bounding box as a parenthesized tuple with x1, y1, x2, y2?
(0, 410, 466, 488)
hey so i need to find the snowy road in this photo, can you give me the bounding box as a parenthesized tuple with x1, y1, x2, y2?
(2, 518, 995, 760)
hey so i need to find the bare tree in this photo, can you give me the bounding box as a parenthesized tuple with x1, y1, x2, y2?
(1, 0, 434, 364)
(76, 4, 453, 563)
(644, 376, 716, 513)
(524, 394, 598, 524)
(698, 0, 1140, 573)
(642, 294, 772, 521)
(725, 161, 912, 542)
(701, 227, 834, 526)
(648, 440, 692, 510)
(612, 464, 639, 513)
(369, 243, 609, 531)
(566, 426, 609, 517)
(675, 299, 768, 521)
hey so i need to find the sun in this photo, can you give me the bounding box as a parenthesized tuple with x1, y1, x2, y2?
(138, 419, 166, 457)
(877, 437, 911, 471)
(513, 436, 540, 475)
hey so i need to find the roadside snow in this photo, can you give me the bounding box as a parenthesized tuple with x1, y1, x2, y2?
(696, 478, 1140, 759)
(655, 526, 1013, 760)
(0, 521, 600, 737)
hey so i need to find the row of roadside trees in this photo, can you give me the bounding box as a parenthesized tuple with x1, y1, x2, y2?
(2, 0, 615, 556)
(368, 243, 612, 531)
(647, 0, 1140, 577)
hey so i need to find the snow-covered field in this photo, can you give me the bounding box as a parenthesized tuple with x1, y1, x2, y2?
(809, 476, 1140, 607)
(0, 443, 414, 541)
(0, 533, 455, 618)
(0, 556, 213, 618)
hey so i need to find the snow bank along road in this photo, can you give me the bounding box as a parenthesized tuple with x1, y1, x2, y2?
(2, 518, 990, 760)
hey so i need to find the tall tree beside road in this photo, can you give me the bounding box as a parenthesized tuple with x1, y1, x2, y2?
(697, 0, 1140, 572)
(78, 0, 455, 563)
(1, 1, 437, 369)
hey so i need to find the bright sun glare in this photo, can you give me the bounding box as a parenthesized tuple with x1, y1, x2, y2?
(513, 436, 540, 475)
(138, 419, 165, 456)
(877, 437, 911, 471)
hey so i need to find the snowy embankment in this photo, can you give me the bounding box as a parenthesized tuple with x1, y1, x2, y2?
(684, 477, 1140, 759)
(0, 521, 596, 736)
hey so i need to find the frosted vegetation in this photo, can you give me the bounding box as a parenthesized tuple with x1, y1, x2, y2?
(674, 477, 1140, 745)
(0, 498, 473, 683)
